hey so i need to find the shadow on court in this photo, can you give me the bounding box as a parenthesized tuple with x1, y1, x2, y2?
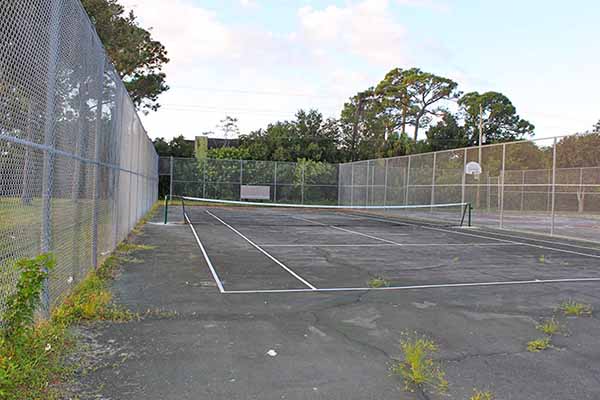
(72, 206, 600, 400)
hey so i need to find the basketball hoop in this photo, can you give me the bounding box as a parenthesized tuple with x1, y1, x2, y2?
(465, 162, 482, 180)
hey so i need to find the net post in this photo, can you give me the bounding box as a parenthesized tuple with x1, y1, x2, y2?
(164, 195, 169, 224)
(468, 203, 472, 227)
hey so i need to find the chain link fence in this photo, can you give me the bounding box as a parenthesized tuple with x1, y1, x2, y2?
(339, 134, 600, 242)
(0, 0, 158, 314)
(162, 157, 339, 205)
(163, 133, 600, 243)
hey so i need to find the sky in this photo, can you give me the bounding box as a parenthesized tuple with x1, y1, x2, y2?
(119, 0, 600, 142)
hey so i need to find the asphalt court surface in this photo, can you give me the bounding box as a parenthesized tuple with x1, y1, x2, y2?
(180, 205, 600, 293)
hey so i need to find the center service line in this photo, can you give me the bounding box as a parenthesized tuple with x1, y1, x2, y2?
(205, 210, 318, 290)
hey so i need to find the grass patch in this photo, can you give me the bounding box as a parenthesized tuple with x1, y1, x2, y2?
(536, 318, 564, 336)
(367, 277, 389, 288)
(0, 203, 159, 399)
(470, 389, 495, 400)
(0, 255, 71, 400)
(559, 300, 593, 317)
(527, 337, 551, 352)
(391, 333, 448, 394)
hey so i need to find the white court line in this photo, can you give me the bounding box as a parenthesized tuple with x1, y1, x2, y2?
(184, 212, 225, 293)
(292, 216, 402, 246)
(205, 210, 317, 290)
(259, 243, 519, 248)
(470, 229, 600, 253)
(355, 214, 600, 260)
(223, 277, 600, 294)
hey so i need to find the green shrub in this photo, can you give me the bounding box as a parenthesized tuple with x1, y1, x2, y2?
(391, 334, 448, 393)
(559, 300, 593, 317)
(527, 337, 551, 352)
(367, 277, 389, 288)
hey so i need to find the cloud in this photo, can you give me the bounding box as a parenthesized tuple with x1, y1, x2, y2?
(396, 0, 450, 12)
(240, 0, 258, 8)
(115, 0, 413, 139)
(298, 0, 411, 66)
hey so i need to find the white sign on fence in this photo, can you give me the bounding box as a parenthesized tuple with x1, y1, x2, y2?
(241, 185, 271, 200)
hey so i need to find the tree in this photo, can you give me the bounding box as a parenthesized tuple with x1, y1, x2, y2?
(217, 116, 240, 146)
(555, 133, 600, 213)
(458, 91, 534, 145)
(240, 110, 340, 163)
(82, 0, 169, 113)
(425, 113, 467, 151)
(377, 68, 461, 142)
(339, 89, 389, 161)
(168, 135, 194, 157)
(593, 120, 600, 132)
(153, 135, 194, 157)
(153, 137, 170, 156)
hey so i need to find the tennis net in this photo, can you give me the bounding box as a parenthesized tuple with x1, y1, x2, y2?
(173, 196, 472, 228)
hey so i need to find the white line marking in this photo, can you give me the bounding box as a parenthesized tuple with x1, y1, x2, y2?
(292, 216, 402, 245)
(222, 277, 600, 294)
(259, 243, 519, 248)
(205, 210, 317, 290)
(351, 214, 600, 260)
(184, 212, 225, 293)
(470, 229, 600, 252)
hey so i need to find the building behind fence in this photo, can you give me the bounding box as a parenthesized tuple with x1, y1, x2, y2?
(165, 133, 600, 243)
(0, 0, 158, 314)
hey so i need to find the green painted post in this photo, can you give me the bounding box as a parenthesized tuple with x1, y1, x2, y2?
(164, 195, 169, 224)
(468, 203, 472, 227)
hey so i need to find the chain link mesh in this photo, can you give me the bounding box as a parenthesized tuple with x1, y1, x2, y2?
(0, 0, 158, 313)
(167, 132, 599, 243)
(338, 135, 600, 242)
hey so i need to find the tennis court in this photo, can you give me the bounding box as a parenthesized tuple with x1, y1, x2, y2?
(173, 198, 600, 295)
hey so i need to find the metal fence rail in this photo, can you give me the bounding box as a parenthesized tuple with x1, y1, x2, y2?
(0, 0, 158, 314)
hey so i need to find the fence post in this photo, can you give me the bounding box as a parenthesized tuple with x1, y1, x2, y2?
(550, 137, 557, 235)
(202, 159, 206, 198)
(350, 163, 354, 207)
(365, 161, 370, 207)
(91, 61, 106, 270)
(461, 148, 467, 205)
(239, 160, 244, 200)
(500, 143, 506, 229)
(405, 155, 412, 206)
(301, 163, 305, 204)
(520, 170, 525, 211)
(383, 159, 388, 207)
(274, 162, 278, 202)
(39, 0, 63, 314)
(169, 156, 174, 200)
(430, 152, 437, 207)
